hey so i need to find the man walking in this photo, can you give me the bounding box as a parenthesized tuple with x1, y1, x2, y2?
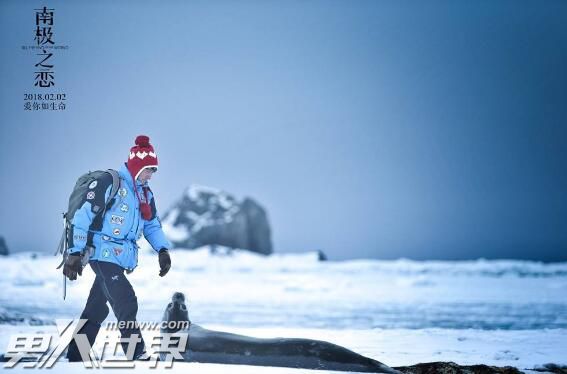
(63, 135, 172, 361)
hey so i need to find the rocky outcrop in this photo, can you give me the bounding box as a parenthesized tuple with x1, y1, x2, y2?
(162, 185, 273, 255)
(530, 363, 567, 373)
(0, 236, 8, 256)
(394, 361, 522, 374)
(317, 250, 328, 261)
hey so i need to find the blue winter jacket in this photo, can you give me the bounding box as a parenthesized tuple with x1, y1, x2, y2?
(68, 163, 170, 271)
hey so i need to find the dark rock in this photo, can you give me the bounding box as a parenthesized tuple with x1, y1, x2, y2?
(394, 362, 522, 374)
(531, 363, 567, 373)
(0, 236, 8, 256)
(162, 185, 273, 255)
(317, 249, 328, 261)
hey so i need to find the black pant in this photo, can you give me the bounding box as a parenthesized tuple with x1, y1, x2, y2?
(66, 260, 145, 361)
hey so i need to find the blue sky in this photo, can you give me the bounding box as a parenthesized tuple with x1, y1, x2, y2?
(0, 0, 566, 260)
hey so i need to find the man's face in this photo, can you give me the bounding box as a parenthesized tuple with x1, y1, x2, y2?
(138, 167, 156, 184)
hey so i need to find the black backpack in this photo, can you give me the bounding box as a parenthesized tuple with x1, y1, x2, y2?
(54, 169, 121, 298)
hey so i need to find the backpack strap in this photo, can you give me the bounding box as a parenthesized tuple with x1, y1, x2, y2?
(106, 169, 121, 206)
(54, 215, 67, 256)
(86, 169, 121, 247)
(55, 215, 70, 269)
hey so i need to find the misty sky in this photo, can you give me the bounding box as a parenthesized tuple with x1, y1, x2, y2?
(0, 0, 566, 261)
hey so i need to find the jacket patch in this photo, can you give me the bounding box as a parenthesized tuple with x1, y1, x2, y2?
(103, 248, 110, 258)
(118, 188, 127, 197)
(89, 180, 98, 189)
(120, 203, 129, 212)
(73, 234, 87, 241)
(110, 215, 124, 225)
(86, 191, 95, 200)
(113, 247, 123, 256)
(113, 228, 121, 236)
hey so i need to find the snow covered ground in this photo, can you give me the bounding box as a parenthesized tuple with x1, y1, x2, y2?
(1, 246, 566, 372)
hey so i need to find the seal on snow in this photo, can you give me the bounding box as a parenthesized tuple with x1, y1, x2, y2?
(161, 292, 400, 373)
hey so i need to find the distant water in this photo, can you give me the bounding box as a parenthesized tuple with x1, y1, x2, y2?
(184, 300, 567, 330)
(1, 250, 566, 330)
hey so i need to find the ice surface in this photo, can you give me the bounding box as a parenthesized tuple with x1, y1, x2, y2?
(1, 248, 566, 371)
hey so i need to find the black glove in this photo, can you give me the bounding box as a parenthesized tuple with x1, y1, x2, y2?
(63, 253, 83, 280)
(158, 249, 171, 277)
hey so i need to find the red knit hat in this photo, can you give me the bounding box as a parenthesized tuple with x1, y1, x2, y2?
(127, 135, 158, 220)
(127, 135, 158, 180)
